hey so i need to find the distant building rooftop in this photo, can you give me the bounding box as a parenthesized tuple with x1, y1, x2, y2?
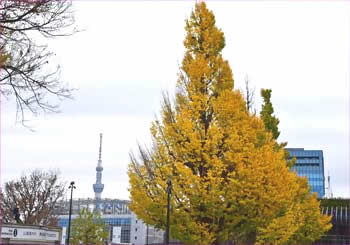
(286, 148, 305, 151)
(54, 198, 130, 215)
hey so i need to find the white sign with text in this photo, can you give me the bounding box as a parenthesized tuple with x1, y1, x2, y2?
(1, 226, 59, 241)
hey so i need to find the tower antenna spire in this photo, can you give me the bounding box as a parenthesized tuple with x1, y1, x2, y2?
(93, 133, 104, 203)
(99, 133, 102, 161)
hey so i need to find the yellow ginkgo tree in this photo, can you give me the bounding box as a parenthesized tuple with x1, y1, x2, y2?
(128, 2, 331, 245)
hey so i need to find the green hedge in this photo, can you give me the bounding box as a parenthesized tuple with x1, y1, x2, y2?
(319, 198, 350, 207)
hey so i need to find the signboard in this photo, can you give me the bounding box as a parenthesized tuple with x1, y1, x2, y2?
(61, 227, 67, 245)
(112, 226, 121, 244)
(1, 226, 59, 242)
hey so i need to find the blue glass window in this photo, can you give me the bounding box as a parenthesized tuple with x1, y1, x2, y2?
(287, 148, 325, 198)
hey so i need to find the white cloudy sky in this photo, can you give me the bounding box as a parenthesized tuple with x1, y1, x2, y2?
(1, 1, 349, 200)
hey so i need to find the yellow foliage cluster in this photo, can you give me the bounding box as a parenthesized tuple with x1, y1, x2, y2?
(128, 2, 331, 245)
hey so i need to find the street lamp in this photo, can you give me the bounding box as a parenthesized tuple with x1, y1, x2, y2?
(66, 181, 76, 245)
(165, 178, 172, 245)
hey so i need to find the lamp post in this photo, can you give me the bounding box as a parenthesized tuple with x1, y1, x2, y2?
(66, 181, 76, 245)
(165, 179, 172, 245)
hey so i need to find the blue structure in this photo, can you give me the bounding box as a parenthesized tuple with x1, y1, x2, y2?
(286, 148, 325, 198)
(58, 215, 132, 243)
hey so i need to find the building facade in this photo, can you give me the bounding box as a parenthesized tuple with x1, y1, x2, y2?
(317, 198, 350, 244)
(56, 198, 164, 245)
(130, 216, 164, 245)
(58, 213, 132, 244)
(286, 148, 325, 198)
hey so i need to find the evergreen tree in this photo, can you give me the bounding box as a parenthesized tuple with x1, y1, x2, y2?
(128, 3, 331, 244)
(260, 89, 280, 140)
(260, 88, 296, 168)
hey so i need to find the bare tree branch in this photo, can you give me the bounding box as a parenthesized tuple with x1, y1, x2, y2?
(0, 0, 77, 125)
(243, 74, 255, 113)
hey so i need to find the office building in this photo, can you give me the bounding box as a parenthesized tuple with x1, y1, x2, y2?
(286, 148, 325, 197)
(56, 198, 164, 245)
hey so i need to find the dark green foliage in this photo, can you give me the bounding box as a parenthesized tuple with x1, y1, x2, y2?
(260, 89, 280, 140)
(260, 89, 295, 168)
(320, 198, 350, 207)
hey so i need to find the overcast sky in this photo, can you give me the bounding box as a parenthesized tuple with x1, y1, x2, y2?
(1, 1, 349, 201)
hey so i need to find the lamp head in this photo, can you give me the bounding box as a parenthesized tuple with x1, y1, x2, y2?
(69, 181, 76, 189)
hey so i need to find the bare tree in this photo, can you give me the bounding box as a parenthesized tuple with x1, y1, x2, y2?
(243, 74, 255, 113)
(0, 169, 66, 226)
(0, 0, 77, 124)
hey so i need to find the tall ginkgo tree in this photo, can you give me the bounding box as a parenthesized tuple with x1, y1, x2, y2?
(128, 2, 331, 245)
